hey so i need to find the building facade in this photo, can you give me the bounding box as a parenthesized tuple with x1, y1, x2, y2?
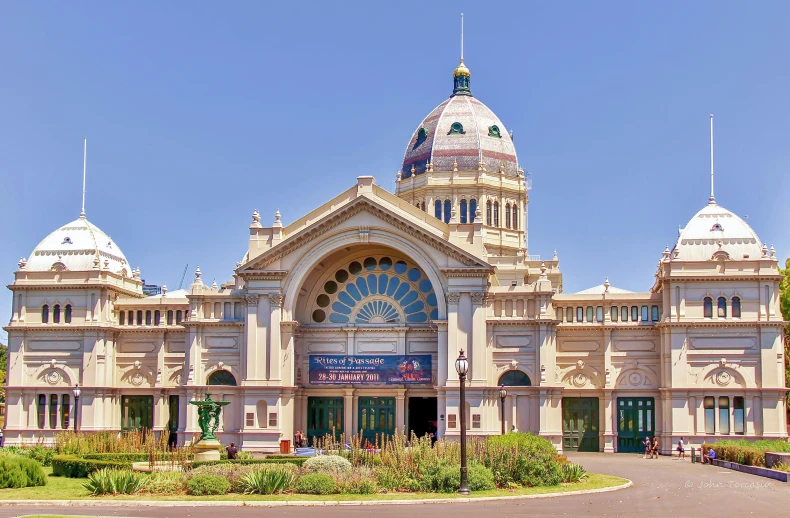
(3, 58, 787, 453)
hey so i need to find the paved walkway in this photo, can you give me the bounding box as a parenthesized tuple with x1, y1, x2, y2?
(1, 453, 789, 517)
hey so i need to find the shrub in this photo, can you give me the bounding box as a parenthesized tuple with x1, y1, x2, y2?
(84, 468, 144, 495)
(19, 446, 56, 467)
(141, 471, 186, 495)
(239, 467, 295, 494)
(295, 473, 337, 495)
(236, 451, 255, 461)
(482, 433, 564, 487)
(303, 454, 352, 474)
(561, 463, 588, 483)
(431, 464, 495, 493)
(336, 467, 378, 494)
(0, 456, 47, 488)
(52, 455, 133, 477)
(187, 474, 231, 496)
(191, 458, 306, 469)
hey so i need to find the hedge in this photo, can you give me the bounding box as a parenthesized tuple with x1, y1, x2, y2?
(52, 455, 136, 478)
(701, 440, 790, 468)
(81, 452, 191, 462)
(191, 458, 307, 469)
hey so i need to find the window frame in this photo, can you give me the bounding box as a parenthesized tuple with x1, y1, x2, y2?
(443, 199, 451, 223)
(42, 304, 49, 324)
(576, 307, 583, 322)
(703, 297, 713, 318)
(61, 394, 70, 429)
(732, 297, 741, 318)
(435, 200, 442, 220)
(556, 307, 564, 321)
(586, 306, 594, 322)
(733, 397, 744, 435)
(493, 201, 499, 227)
(719, 396, 730, 434)
(469, 199, 477, 222)
(460, 199, 468, 224)
(611, 306, 619, 322)
(505, 203, 511, 228)
(49, 394, 58, 429)
(651, 305, 659, 321)
(64, 304, 72, 323)
(704, 396, 715, 434)
(596, 306, 603, 322)
(717, 297, 727, 318)
(486, 200, 492, 225)
(53, 304, 61, 324)
(631, 306, 638, 322)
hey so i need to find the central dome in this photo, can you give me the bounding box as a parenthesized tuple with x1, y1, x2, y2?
(400, 61, 519, 178)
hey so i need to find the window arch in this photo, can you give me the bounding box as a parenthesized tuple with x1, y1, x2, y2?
(493, 201, 499, 227)
(717, 297, 727, 318)
(732, 296, 741, 318)
(434, 200, 442, 220)
(443, 199, 451, 223)
(53, 304, 61, 324)
(460, 199, 468, 224)
(703, 297, 713, 318)
(207, 369, 237, 386)
(64, 304, 72, 324)
(486, 200, 492, 226)
(469, 199, 477, 222)
(505, 203, 511, 228)
(512, 204, 518, 230)
(498, 370, 532, 386)
(42, 304, 49, 324)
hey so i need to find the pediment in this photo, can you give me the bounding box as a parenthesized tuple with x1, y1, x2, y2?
(238, 196, 492, 274)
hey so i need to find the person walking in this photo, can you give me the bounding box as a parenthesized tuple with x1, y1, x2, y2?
(643, 437, 652, 459)
(677, 437, 686, 459)
(651, 436, 660, 458)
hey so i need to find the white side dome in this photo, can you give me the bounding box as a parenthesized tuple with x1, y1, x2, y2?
(673, 202, 762, 261)
(25, 215, 132, 275)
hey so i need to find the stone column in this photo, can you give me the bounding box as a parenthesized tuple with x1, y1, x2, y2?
(344, 389, 354, 437)
(268, 294, 283, 381)
(244, 294, 260, 381)
(437, 391, 447, 438)
(281, 321, 297, 387)
(602, 390, 614, 452)
(395, 389, 406, 432)
(471, 292, 487, 382)
(729, 396, 735, 435)
(511, 394, 518, 431)
(437, 321, 448, 386)
(446, 293, 461, 385)
(745, 396, 755, 435)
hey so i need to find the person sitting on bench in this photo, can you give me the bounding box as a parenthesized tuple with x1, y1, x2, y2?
(703, 447, 716, 464)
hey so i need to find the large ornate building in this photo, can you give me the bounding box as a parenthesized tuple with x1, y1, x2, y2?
(3, 57, 787, 453)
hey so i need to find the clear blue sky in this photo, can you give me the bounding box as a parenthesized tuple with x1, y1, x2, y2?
(2, 1, 789, 339)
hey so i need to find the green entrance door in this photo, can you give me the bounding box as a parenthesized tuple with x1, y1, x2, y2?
(358, 397, 395, 446)
(307, 397, 344, 445)
(562, 397, 599, 452)
(121, 396, 154, 432)
(617, 397, 654, 453)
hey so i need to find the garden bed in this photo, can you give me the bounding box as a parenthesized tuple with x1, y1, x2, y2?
(709, 459, 790, 483)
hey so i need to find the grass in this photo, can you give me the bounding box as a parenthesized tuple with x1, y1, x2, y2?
(0, 468, 627, 502)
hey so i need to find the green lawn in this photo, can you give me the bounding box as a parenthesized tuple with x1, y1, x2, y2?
(0, 468, 627, 502)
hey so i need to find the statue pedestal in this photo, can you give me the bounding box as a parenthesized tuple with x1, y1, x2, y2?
(193, 439, 222, 462)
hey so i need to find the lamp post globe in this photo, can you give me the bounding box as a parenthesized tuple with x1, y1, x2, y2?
(499, 385, 507, 435)
(72, 384, 81, 432)
(455, 349, 470, 496)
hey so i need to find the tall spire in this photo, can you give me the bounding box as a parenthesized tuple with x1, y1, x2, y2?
(708, 114, 715, 205)
(80, 137, 87, 218)
(452, 13, 471, 96)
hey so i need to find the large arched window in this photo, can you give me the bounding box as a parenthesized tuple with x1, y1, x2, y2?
(732, 296, 741, 318)
(493, 202, 499, 227)
(460, 199, 468, 224)
(53, 304, 61, 324)
(512, 204, 519, 230)
(64, 304, 72, 324)
(41, 304, 49, 324)
(469, 199, 477, 222)
(703, 297, 713, 318)
(443, 199, 451, 223)
(717, 297, 727, 318)
(498, 370, 532, 386)
(434, 200, 442, 220)
(207, 370, 237, 386)
(486, 200, 492, 225)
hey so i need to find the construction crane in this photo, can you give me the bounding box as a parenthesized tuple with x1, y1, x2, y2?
(177, 264, 189, 290)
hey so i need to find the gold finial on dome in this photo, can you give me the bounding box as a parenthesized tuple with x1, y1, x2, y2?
(453, 59, 470, 78)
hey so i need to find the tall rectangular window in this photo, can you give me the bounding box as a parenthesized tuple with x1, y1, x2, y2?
(641, 305, 649, 322)
(719, 396, 730, 435)
(596, 306, 603, 322)
(577, 307, 583, 322)
(704, 396, 715, 434)
(651, 305, 659, 321)
(37, 394, 46, 429)
(611, 306, 619, 322)
(121, 395, 154, 431)
(61, 394, 70, 429)
(621, 306, 628, 322)
(167, 310, 174, 325)
(733, 397, 744, 435)
(556, 308, 564, 321)
(732, 297, 741, 318)
(168, 395, 179, 433)
(435, 200, 442, 220)
(631, 306, 638, 322)
(586, 306, 594, 322)
(49, 394, 58, 429)
(566, 308, 573, 322)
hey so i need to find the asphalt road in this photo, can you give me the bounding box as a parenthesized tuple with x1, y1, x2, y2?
(1, 453, 789, 518)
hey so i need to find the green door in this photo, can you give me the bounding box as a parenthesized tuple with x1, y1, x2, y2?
(307, 397, 344, 445)
(562, 398, 599, 452)
(617, 397, 654, 453)
(358, 397, 395, 447)
(121, 396, 154, 431)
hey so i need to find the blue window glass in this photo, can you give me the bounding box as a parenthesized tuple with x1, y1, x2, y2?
(434, 200, 442, 220)
(443, 200, 451, 223)
(460, 199, 468, 223)
(470, 199, 477, 222)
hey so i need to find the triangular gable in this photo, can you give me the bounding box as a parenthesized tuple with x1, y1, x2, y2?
(238, 193, 491, 273)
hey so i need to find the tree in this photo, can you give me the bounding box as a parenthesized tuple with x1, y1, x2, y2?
(779, 259, 790, 406)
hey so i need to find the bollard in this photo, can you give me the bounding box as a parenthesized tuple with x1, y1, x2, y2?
(691, 447, 696, 463)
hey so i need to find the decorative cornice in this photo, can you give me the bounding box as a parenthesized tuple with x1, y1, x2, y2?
(446, 292, 461, 305)
(237, 270, 288, 281)
(180, 320, 245, 328)
(470, 291, 487, 305)
(240, 198, 489, 270)
(440, 267, 495, 278)
(7, 283, 143, 298)
(656, 320, 787, 328)
(244, 294, 259, 306)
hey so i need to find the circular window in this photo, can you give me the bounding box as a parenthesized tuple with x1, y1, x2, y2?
(316, 294, 330, 307)
(363, 257, 377, 270)
(312, 309, 326, 323)
(349, 261, 362, 275)
(379, 257, 392, 270)
(394, 260, 408, 274)
(335, 269, 349, 283)
(324, 281, 338, 294)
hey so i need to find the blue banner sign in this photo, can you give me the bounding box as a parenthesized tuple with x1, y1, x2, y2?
(309, 355, 432, 385)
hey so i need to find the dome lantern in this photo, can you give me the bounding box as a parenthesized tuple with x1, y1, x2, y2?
(452, 59, 471, 96)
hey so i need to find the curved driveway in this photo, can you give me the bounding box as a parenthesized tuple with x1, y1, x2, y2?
(1, 453, 789, 517)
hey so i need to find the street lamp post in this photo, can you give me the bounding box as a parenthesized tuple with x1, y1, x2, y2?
(72, 384, 81, 432)
(499, 385, 507, 435)
(455, 349, 470, 496)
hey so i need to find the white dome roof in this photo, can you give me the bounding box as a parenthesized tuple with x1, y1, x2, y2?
(24, 215, 132, 275)
(673, 201, 763, 261)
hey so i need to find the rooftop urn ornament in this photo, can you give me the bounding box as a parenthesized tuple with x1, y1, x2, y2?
(427, 161, 434, 172)
(252, 209, 260, 224)
(474, 205, 482, 223)
(162, 284, 168, 295)
(553, 249, 558, 261)
(478, 159, 485, 171)
(18, 257, 26, 269)
(770, 244, 776, 257)
(211, 279, 218, 290)
(396, 171, 402, 181)
(273, 209, 282, 228)
(604, 277, 610, 293)
(663, 245, 671, 259)
(762, 243, 769, 258)
(92, 253, 100, 269)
